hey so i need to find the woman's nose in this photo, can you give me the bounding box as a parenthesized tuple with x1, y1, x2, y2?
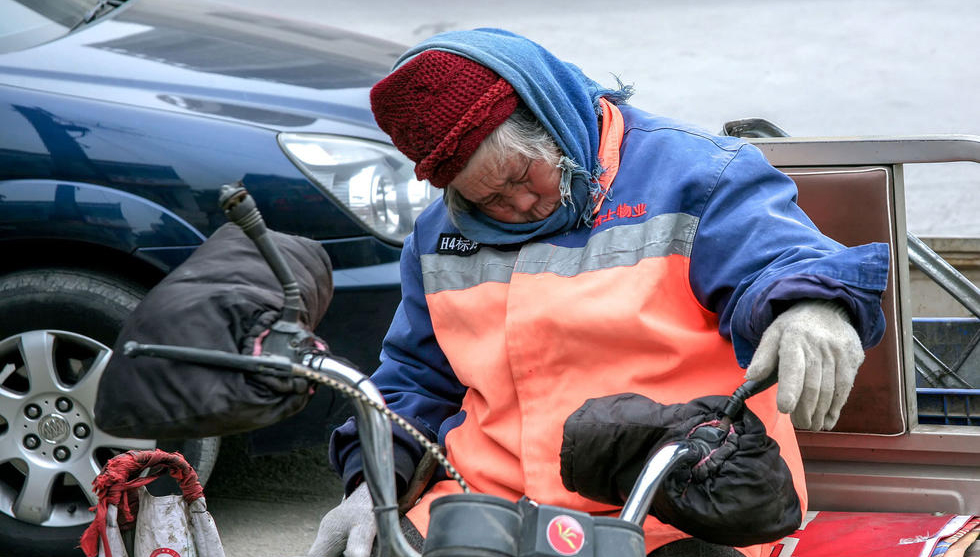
(508, 189, 538, 214)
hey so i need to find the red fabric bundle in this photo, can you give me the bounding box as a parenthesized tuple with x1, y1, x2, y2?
(80, 449, 204, 557)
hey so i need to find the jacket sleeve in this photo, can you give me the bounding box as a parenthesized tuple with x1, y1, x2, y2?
(688, 143, 890, 367)
(329, 225, 467, 495)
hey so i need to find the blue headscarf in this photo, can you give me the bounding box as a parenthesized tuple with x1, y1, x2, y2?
(395, 28, 631, 245)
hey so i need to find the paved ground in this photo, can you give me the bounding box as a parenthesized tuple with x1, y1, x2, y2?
(204, 2, 980, 555)
(201, 434, 343, 556)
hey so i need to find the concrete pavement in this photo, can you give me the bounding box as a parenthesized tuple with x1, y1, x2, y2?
(233, 0, 980, 236)
(202, 435, 342, 556)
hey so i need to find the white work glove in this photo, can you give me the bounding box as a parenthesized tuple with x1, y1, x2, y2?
(744, 299, 865, 431)
(307, 483, 376, 557)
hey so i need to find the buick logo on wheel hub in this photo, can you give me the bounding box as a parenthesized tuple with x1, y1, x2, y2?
(39, 414, 70, 444)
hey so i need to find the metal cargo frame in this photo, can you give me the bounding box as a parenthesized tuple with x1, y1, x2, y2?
(752, 135, 980, 514)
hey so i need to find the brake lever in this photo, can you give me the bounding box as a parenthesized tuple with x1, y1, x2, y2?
(122, 341, 295, 377)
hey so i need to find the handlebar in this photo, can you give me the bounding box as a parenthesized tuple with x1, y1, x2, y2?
(125, 341, 422, 557)
(126, 340, 729, 555)
(125, 320, 776, 554)
(292, 355, 418, 557)
(619, 442, 695, 525)
(122, 183, 779, 556)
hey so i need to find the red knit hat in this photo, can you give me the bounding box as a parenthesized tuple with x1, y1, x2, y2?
(370, 50, 519, 188)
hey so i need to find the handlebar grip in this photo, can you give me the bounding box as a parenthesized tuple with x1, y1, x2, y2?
(218, 183, 302, 325)
(721, 372, 778, 421)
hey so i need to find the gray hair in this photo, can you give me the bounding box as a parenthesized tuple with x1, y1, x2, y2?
(443, 106, 561, 218)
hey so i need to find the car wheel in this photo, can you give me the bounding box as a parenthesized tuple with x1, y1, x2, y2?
(0, 269, 220, 557)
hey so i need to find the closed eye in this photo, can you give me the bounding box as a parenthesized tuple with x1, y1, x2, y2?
(474, 158, 532, 210)
(515, 159, 532, 184)
(483, 194, 504, 208)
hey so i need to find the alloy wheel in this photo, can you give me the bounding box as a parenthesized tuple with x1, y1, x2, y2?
(0, 330, 155, 528)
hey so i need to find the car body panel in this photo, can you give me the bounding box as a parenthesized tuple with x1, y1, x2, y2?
(0, 0, 399, 139)
(0, 179, 205, 251)
(0, 76, 405, 373)
(0, 0, 412, 445)
(0, 84, 368, 240)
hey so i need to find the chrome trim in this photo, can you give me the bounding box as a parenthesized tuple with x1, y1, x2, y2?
(891, 164, 919, 430)
(619, 442, 693, 526)
(750, 135, 980, 166)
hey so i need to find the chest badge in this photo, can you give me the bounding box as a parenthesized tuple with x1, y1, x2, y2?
(437, 233, 480, 256)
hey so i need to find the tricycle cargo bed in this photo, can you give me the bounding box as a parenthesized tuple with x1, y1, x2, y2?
(753, 134, 980, 514)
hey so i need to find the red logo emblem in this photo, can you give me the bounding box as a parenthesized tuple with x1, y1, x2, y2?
(149, 549, 180, 557)
(546, 515, 585, 555)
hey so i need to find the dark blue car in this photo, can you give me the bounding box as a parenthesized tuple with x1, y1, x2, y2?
(0, 0, 431, 553)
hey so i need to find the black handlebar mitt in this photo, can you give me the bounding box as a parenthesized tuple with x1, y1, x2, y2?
(95, 223, 333, 439)
(560, 393, 802, 547)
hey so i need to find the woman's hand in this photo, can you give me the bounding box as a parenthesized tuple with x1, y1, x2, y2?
(306, 483, 375, 557)
(745, 300, 865, 431)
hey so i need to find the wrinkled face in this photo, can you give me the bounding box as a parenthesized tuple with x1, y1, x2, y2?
(448, 148, 562, 224)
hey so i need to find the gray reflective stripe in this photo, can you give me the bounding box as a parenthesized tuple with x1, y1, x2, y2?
(422, 213, 698, 294)
(517, 213, 698, 276)
(422, 249, 518, 294)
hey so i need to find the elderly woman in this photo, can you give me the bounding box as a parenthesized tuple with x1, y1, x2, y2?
(311, 29, 889, 557)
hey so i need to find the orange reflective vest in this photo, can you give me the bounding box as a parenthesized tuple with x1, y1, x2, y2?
(332, 98, 889, 555)
(400, 101, 807, 556)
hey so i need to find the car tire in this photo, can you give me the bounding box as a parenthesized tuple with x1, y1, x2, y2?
(0, 269, 220, 557)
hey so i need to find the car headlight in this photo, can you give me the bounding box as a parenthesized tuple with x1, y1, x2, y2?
(278, 133, 440, 244)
